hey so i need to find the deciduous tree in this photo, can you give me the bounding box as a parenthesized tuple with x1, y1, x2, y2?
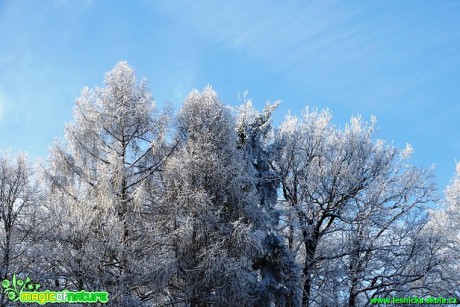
(0, 153, 43, 307)
(44, 61, 172, 305)
(273, 110, 437, 306)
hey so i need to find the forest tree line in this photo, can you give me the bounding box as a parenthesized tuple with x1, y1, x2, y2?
(0, 61, 458, 306)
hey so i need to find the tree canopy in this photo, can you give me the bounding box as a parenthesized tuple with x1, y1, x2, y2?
(0, 61, 457, 306)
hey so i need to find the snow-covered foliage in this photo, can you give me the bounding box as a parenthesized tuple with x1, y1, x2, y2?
(445, 163, 460, 216)
(421, 163, 460, 299)
(163, 87, 264, 306)
(236, 99, 300, 305)
(273, 110, 437, 306)
(236, 99, 279, 210)
(43, 61, 172, 305)
(0, 152, 44, 306)
(1, 61, 455, 306)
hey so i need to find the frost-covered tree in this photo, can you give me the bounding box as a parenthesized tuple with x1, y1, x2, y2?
(273, 109, 437, 306)
(272, 108, 334, 306)
(445, 163, 460, 217)
(236, 98, 299, 306)
(163, 87, 263, 306)
(43, 61, 172, 305)
(421, 163, 460, 300)
(3, 61, 451, 306)
(318, 137, 438, 306)
(236, 96, 280, 211)
(335, 178, 438, 306)
(0, 152, 44, 307)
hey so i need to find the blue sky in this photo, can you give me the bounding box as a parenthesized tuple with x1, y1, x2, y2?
(0, 0, 459, 192)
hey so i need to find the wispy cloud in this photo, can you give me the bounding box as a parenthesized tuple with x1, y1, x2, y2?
(152, 1, 460, 114)
(153, 1, 356, 68)
(53, 0, 94, 10)
(0, 96, 4, 123)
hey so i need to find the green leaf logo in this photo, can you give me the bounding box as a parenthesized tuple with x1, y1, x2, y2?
(1, 279, 10, 289)
(2, 274, 40, 302)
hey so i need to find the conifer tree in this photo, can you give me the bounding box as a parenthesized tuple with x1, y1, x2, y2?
(44, 61, 172, 305)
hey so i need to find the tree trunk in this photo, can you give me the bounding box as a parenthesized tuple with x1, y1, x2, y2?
(302, 236, 318, 307)
(348, 278, 358, 307)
